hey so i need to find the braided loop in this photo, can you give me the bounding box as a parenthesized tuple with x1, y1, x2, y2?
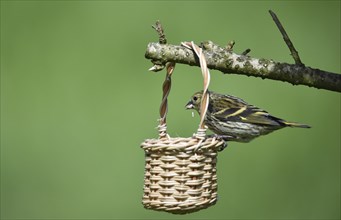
(181, 41, 211, 134)
(158, 62, 175, 139)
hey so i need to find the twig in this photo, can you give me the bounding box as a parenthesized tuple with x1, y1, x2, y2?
(152, 20, 167, 44)
(241, 49, 251, 56)
(149, 21, 167, 72)
(226, 40, 235, 51)
(269, 10, 303, 65)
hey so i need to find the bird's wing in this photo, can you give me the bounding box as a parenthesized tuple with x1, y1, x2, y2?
(213, 105, 283, 126)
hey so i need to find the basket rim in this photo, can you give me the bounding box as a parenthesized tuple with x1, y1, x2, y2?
(141, 136, 225, 152)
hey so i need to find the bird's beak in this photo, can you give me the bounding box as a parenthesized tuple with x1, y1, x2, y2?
(185, 100, 194, 109)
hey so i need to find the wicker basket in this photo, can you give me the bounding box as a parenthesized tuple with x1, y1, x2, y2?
(141, 136, 225, 214)
(141, 42, 225, 214)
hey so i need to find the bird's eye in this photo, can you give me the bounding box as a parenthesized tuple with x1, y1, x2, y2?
(193, 96, 198, 101)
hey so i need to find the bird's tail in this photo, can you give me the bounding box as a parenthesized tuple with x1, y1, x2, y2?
(282, 121, 311, 128)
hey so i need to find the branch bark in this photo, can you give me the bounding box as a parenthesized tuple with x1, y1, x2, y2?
(145, 41, 341, 93)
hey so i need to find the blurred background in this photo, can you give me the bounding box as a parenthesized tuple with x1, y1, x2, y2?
(1, 1, 340, 219)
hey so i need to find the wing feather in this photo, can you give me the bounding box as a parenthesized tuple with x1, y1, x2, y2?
(208, 93, 283, 126)
(212, 103, 282, 126)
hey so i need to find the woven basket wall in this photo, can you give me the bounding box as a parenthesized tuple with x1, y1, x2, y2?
(141, 137, 225, 214)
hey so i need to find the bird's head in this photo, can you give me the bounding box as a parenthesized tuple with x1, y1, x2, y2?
(185, 91, 203, 111)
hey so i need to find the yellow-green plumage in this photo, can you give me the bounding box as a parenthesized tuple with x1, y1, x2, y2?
(185, 91, 310, 142)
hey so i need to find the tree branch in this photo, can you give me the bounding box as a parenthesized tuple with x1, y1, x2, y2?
(145, 12, 340, 93)
(145, 41, 341, 92)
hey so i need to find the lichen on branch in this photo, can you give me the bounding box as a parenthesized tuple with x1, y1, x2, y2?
(145, 41, 341, 93)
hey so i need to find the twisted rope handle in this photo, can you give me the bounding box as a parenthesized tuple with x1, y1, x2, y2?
(158, 42, 210, 140)
(181, 41, 211, 137)
(158, 62, 175, 139)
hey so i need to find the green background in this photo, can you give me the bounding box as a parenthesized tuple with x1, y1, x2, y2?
(1, 1, 340, 219)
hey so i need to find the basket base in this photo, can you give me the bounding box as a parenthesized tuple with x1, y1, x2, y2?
(143, 198, 217, 214)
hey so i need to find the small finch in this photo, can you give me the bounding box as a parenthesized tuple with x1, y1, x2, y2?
(186, 91, 310, 142)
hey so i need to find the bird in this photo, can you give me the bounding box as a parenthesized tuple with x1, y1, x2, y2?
(185, 90, 310, 142)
